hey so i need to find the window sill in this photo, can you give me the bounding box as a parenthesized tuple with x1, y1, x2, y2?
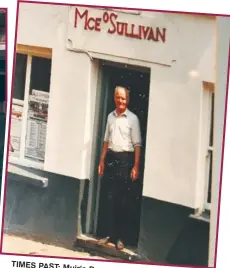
(9, 156, 44, 170)
(189, 210, 210, 223)
(7, 163, 48, 188)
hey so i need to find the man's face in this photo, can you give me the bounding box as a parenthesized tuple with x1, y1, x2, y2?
(114, 88, 128, 112)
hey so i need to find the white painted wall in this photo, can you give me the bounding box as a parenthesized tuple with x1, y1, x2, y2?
(18, 3, 99, 178)
(17, 3, 216, 208)
(142, 15, 216, 208)
(17, 4, 68, 48)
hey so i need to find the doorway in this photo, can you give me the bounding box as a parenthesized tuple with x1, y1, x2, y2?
(90, 60, 151, 249)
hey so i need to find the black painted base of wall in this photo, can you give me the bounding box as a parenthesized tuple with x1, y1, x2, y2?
(4, 166, 80, 248)
(166, 217, 210, 266)
(137, 197, 209, 266)
(4, 170, 210, 267)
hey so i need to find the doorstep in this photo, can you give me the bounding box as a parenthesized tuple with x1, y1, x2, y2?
(73, 234, 142, 261)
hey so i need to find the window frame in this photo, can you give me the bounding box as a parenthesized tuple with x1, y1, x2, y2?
(9, 45, 52, 170)
(203, 82, 215, 212)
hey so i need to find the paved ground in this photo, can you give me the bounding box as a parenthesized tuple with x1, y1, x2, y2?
(2, 234, 107, 260)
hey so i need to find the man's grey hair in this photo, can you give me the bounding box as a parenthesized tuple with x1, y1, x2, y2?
(114, 86, 130, 101)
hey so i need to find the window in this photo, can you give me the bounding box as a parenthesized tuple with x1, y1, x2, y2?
(192, 82, 214, 220)
(29, 56, 51, 94)
(14, 54, 27, 101)
(0, 57, 5, 113)
(202, 82, 215, 213)
(10, 45, 52, 168)
(0, 27, 5, 43)
(0, 11, 6, 43)
(205, 92, 214, 210)
(0, 73, 5, 113)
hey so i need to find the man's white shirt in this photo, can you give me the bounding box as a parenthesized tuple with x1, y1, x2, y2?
(104, 109, 142, 152)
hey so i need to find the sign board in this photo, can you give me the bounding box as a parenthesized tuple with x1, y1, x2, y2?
(67, 7, 177, 65)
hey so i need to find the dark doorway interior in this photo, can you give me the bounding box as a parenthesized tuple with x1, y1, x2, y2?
(95, 62, 150, 248)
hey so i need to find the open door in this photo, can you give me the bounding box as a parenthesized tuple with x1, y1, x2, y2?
(95, 62, 150, 246)
(76, 61, 151, 259)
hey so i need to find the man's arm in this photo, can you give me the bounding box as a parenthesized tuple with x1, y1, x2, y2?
(98, 142, 109, 176)
(98, 117, 110, 176)
(100, 142, 109, 163)
(131, 116, 142, 180)
(134, 145, 141, 169)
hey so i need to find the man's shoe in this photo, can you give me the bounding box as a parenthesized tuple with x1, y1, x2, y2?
(116, 239, 124, 250)
(98, 236, 110, 246)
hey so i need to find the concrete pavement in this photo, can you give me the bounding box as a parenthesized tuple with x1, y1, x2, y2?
(2, 234, 107, 260)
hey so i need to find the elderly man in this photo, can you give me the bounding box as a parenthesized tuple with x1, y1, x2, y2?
(98, 86, 142, 250)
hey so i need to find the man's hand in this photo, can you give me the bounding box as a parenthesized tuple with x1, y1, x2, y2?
(98, 142, 108, 176)
(131, 165, 139, 181)
(98, 161, 105, 176)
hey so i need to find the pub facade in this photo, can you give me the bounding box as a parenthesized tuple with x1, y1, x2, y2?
(4, 3, 220, 267)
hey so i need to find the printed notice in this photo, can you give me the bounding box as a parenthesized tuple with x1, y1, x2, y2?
(9, 104, 23, 158)
(25, 90, 49, 162)
(25, 118, 47, 161)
